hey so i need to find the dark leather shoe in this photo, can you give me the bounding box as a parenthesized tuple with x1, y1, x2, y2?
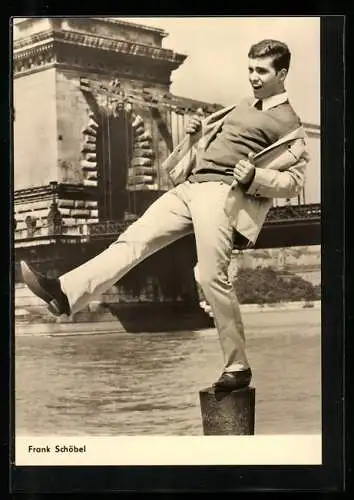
(213, 368, 252, 392)
(20, 261, 70, 316)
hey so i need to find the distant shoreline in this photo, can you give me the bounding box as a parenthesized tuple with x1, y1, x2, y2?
(15, 300, 321, 337)
(240, 300, 321, 313)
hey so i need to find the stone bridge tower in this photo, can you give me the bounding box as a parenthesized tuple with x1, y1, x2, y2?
(13, 17, 217, 329)
(13, 17, 188, 232)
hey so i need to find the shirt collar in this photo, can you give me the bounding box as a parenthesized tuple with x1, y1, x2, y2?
(252, 91, 288, 111)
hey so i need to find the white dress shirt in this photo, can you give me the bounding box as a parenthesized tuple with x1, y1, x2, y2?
(252, 91, 289, 111)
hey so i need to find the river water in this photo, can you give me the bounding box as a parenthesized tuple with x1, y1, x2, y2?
(15, 307, 321, 436)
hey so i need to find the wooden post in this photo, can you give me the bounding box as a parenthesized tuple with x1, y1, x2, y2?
(199, 386, 256, 435)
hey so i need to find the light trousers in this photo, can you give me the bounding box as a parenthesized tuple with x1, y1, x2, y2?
(60, 181, 249, 372)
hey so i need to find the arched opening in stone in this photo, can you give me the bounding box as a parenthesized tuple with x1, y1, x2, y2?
(80, 79, 162, 223)
(96, 108, 134, 221)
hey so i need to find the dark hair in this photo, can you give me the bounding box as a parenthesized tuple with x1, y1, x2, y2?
(248, 39, 291, 72)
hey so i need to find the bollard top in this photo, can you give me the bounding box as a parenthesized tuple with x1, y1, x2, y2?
(199, 385, 255, 395)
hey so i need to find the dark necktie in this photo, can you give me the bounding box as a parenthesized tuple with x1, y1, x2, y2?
(254, 99, 263, 111)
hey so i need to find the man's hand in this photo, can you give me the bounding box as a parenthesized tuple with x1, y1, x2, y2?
(233, 153, 256, 185)
(185, 115, 202, 135)
(199, 300, 214, 318)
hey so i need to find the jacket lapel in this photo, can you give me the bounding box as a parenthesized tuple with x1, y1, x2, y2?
(253, 126, 306, 163)
(199, 104, 237, 150)
(161, 104, 237, 177)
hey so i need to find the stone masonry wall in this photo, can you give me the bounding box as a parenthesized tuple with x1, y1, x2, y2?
(14, 194, 99, 240)
(56, 70, 89, 185)
(55, 198, 99, 235)
(60, 18, 165, 47)
(14, 195, 54, 240)
(14, 69, 180, 239)
(56, 68, 176, 191)
(14, 68, 58, 190)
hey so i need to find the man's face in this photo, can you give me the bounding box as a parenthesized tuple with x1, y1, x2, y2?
(248, 56, 287, 99)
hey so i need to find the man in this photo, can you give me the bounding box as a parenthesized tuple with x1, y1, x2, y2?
(20, 39, 309, 392)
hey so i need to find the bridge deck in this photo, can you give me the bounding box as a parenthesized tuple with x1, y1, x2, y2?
(14, 203, 321, 250)
(86, 203, 321, 249)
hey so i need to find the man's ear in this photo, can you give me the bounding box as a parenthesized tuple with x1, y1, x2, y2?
(278, 68, 288, 82)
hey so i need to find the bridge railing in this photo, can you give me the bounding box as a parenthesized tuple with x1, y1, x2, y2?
(85, 203, 321, 241)
(265, 203, 321, 222)
(14, 203, 321, 242)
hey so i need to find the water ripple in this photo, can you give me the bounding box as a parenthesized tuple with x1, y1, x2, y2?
(15, 308, 321, 435)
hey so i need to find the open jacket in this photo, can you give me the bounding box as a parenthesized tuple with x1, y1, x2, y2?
(161, 100, 310, 246)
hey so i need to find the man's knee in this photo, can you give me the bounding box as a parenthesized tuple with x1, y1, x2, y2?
(196, 265, 229, 291)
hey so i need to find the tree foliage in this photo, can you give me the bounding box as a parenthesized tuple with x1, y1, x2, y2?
(233, 266, 321, 304)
